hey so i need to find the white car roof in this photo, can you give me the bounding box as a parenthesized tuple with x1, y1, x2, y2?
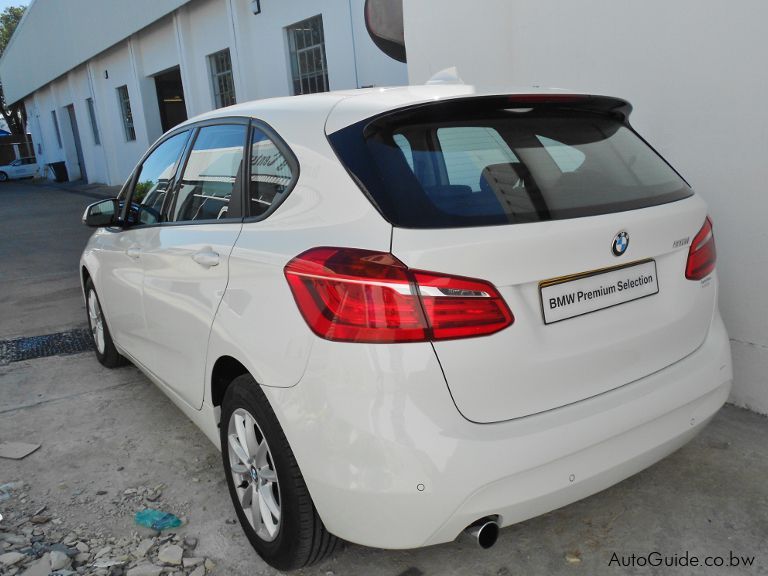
(183, 85, 586, 134)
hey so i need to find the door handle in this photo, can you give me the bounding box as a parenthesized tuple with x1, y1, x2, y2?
(192, 250, 220, 268)
(126, 246, 141, 259)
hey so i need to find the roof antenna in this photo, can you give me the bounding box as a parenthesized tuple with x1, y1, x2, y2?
(425, 66, 464, 85)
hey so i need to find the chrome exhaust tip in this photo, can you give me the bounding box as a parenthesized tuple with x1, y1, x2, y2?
(462, 517, 499, 549)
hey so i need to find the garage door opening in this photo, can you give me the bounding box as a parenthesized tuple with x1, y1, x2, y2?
(155, 67, 188, 133)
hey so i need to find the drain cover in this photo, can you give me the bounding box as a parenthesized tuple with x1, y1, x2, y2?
(0, 328, 94, 365)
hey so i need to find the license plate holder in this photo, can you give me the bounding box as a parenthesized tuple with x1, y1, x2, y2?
(540, 260, 659, 325)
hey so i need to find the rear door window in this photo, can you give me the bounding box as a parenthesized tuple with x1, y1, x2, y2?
(328, 97, 692, 228)
(170, 124, 246, 222)
(248, 126, 296, 218)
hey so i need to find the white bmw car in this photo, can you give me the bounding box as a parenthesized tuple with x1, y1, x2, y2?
(80, 85, 731, 570)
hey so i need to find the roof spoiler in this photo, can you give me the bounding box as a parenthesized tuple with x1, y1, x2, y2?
(361, 94, 635, 138)
(502, 94, 633, 121)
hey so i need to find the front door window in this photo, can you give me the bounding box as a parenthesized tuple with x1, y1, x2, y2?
(128, 131, 189, 225)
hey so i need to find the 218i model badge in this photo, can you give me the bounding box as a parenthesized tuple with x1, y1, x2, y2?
(612, 231, 630, 256)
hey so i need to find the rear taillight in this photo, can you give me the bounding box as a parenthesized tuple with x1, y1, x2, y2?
(284, 247, 513, 343)
(283, 248, 426, 343)
(412, 271, 513, 340)
(685, 216, 716, 280)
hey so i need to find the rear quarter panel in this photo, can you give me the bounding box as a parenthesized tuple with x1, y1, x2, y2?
(204, 108, 392, 396)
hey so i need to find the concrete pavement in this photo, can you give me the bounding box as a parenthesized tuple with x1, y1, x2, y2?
(0, 180, 117, 340)
(0, 180, 766, 575)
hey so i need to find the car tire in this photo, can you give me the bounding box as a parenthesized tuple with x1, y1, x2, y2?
(0, 172, 8, 182)
(85, 279, 126, 368)
(220, 375, 340, 570)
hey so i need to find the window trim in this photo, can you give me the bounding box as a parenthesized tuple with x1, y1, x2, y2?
(243, 118, 300, 223)
(165, 118, 250, 225)
(118, 116, 299, 230)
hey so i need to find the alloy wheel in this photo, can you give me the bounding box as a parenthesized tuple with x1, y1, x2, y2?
(227, 408, 281, 541)
(87, 289, 105, 354)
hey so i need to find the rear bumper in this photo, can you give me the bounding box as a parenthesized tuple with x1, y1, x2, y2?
(262, 310, 732, 549)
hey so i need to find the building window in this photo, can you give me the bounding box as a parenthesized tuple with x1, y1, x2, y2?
(86, 98, 101, 146)
(117, 85, 136, 141)
(208, 49, 237, 109)
(51, 110, 62, 148)
(286, 15, 329, 95)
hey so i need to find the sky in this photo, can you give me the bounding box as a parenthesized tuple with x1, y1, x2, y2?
(0, 0, 28, 12)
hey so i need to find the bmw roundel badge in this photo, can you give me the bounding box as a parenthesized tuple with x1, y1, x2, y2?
(612, 231, 630, 256)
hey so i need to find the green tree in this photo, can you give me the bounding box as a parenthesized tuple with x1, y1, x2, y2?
(0, 5, 27, 135)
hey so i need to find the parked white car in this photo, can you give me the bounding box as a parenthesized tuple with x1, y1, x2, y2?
(0, 156, 39, 181)
(80, 85, 732, 570)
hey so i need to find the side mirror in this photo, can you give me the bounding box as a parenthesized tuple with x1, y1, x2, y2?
(83, 198, 119, 228)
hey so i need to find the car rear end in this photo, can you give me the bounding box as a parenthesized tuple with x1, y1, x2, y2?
(263, 90, 732, 549)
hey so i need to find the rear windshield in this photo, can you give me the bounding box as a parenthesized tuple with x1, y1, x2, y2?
(328, 97, 692, 228)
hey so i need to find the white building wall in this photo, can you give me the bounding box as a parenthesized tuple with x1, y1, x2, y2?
(16, 0, 408, 188)
(179, 0, 235, 116)
(348, 0, 408, 89)
(73, 66, 110, 185)
(0, 0, 192, 105)
(135, 16, 179, 145)
(23, 97, 42, 159)
(60, 70, 87, 181)
(26, 90, 63, 170)
(48, 77, 78, 179)
(230, 0, 407, 101)
(232, 0, 356, 99)
(89, 42, 151, 182)
(26, 60, 116, 185)
(138, 17, 179, 78)
(404, 0, 768, 414)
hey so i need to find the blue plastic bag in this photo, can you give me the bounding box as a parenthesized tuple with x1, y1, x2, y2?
(134, 509, 182, 531)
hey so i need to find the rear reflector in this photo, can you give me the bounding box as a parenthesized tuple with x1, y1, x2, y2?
(285, 247, 513, 343)
(685, 216, 716, 280)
